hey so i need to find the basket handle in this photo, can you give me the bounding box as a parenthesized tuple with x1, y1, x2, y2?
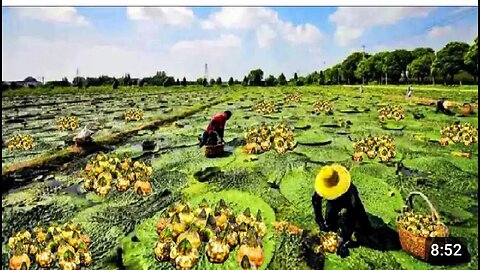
(401, 191, 440, 223)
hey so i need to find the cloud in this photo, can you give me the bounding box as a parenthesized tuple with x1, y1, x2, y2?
(256, 24, 277, 48)
(126, 7, 195, 27)
(427, 25, 454, 39)
(170, 34, 241, 53)
(329, 7, 434, 46)
(426, 24, 478, 42)
(201, 7, 323, 47)
(13, 7, 89, 26)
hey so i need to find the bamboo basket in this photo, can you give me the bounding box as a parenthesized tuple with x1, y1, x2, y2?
(396, 191, 449, 261)
(204, 143, 224, 158)
(461, 103, 473, 116)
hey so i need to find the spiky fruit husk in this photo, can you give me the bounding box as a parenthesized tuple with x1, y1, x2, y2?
(154, 241, 175, 262)
(206, 237, 230, 263)
(9, 253, 31, 270)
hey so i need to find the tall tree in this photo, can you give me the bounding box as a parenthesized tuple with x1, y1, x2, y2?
(209, 78, 216, 86)
(247, 69, 264, 86)
(464, 36, 478, 83)
(265, 75, 276, 86)
(242, 76, 248, 86)
(318, 71, 325, 85)
(228, 77, 234, 86)
(216, 77, 222, 85)
(433, 41, 470, 84)
(407, 53, 435, 83)
(293, 72, 298, 82)
(277, 73, 287, 85)
(341, 52, 364, 84)
(411, 47, 435, 59)
(181, 77, 187, 86)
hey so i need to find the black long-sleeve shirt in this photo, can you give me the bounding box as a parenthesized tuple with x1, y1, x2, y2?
(312, 184, 371, 236)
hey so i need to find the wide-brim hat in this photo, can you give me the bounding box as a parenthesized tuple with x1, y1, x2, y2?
(314, 164, 351, 200)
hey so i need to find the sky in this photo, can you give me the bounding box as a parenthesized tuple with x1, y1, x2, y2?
(1, 6, 478, 82)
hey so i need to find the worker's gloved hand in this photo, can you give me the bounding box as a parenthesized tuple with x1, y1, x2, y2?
(317, 221, 329, 232)
(336, 241, 350, 258)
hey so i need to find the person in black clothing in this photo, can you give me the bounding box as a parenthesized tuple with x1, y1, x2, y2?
(436, 98, 455, 115)
(312, 164, 372, 258)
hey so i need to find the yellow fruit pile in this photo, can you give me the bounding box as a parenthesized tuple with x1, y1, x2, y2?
(440, 122, 478, 146)
(243, 124, 295, 154)
(124, 108, 144, 122)
(255, 102, 276, 114)
(352, 135, 396, 162)
(378, 105, 405, 121)
(7, 222, 92, 270)
(7, 134, 34, 151)
(56, 116, 79, 131)
(284, 93, 302, 103)
(84, 152, 153, 196)
(310, 232, 340, 254)
(154, 199, 266, 270)
(312, 101, 333, 114)
(273, 221, 303, 235)
(397, 211, 448, 238)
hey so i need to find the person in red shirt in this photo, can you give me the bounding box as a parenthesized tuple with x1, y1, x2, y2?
(199, 111, 232, 148)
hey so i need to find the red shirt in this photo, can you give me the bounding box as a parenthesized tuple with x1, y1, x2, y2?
(206, 112, 228, 133)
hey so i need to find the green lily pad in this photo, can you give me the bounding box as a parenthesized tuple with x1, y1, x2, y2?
(296, 130, 332, 146)
(381, 123, 406, 131)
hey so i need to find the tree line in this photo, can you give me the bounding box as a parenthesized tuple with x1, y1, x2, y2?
(2, 36, 477, 91)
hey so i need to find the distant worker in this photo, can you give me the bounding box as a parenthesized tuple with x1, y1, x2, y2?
(198, 111, 232, 148)
(436, 98, 455, 116)
(312, 164, 373, 258)
(359, 85, 364, 93)
(406, 85, 413, 98)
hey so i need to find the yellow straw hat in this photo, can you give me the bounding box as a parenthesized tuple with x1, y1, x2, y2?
(315, 164, 351, 200)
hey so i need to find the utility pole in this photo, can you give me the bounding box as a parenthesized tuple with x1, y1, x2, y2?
(204, 63, 208, 84)
(362, 45, 366, 85)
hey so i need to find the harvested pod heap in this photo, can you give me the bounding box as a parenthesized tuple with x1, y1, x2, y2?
(7, 134, 34, 151)
(397, 211, 448, 238)
(124, 108, 144, 122)
(243, 123, 295, 155)
(284, 93, 302, 103)
(439, 122, 478, 146)
(308, 231, 340, 255)
(312, 101, 333, 115)
(352, 135, 396, 162)
(255, 102, 276, 114)
(56, 116, 80, 131)
(378, 105, 405, 121)
(154, 199, 266, 270)
(84, 152, 153, 196)
(7, 222, 92, 270)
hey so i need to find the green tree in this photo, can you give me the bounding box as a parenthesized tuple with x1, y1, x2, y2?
(341, 52, 364, 84)
(411, 47, 435, 59)
(277, 73, 287, 85)
(293, 72, 298, 82)
(181, 77, 187, 86)
(112, 78, 119, 89)
(242, 76, 248, 86)
(433, 41, 470, 84)
(407, 53, 435, 83)
(247, 69, 264, 86)
(197, 77, 204, 85)
(203, 78, 208, 87)
(72, 77, 85, 89)
(296, 77, 305, 86)
(209, 78, 216, 86)
(318, 71, 325, 85)
(163, 77, 175, 87)
(265, 75, 276, 86)
(464, 36, 478, 83)
(228, 77, 234, 86)
(216, 77, 222, 85)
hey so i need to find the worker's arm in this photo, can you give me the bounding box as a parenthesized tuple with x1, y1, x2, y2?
(312, 193, 328, 231)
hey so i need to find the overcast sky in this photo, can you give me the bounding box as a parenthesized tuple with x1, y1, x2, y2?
(2, 7, 478, 81)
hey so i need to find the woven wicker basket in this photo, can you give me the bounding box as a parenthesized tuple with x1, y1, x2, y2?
(204, 144, 224, 158)
(461, 103, 473, 116)
(397, 191, 449, 261)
